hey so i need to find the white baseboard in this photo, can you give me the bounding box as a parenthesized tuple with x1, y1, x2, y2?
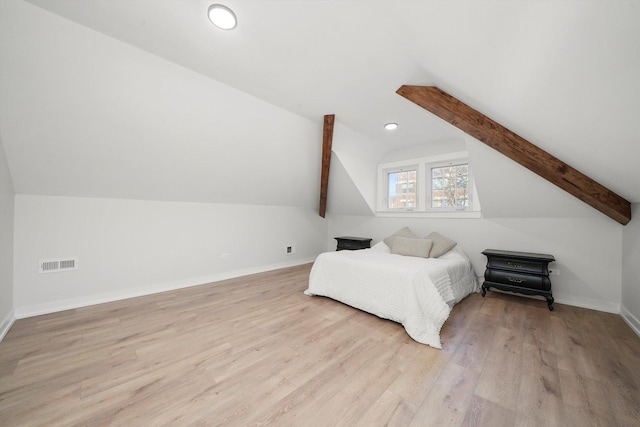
(487, 287, 620, 314)
(15, 257, 316, 319)
(620, 306, 640, 338)
(0, 309, 16, 342)
(553, 296, 620, 314)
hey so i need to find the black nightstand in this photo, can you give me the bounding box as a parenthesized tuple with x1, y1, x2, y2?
(334, 236, 372, 251)
(481, 249, 555, 311)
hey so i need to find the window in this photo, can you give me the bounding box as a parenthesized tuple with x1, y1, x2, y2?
(386, 168, 417, 209)
(430, 162, 470, 209)
(377, 152, 480, 217)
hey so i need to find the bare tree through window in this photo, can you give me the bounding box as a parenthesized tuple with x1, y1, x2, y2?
(431, 164, 469, 209)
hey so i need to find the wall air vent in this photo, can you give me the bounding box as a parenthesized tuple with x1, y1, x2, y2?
(39, 257, 79, 274)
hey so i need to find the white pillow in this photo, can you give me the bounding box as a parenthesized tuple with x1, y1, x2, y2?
(390, 237, 433, 258)
(426, 231, 457, 257)
(383, 227, 417, 248)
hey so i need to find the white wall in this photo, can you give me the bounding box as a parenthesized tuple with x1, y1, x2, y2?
(622, 204, 640, 335)
(328, 214, 622, 313)
(13, 195, 327, 317)
(0, 139, 15, 339)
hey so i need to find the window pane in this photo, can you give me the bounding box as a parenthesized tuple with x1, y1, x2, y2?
(431, 164, 469, 209)
(388, 170, 417, 208)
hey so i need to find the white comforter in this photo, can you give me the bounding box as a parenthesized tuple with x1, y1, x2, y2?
(305, 244, 479, 348)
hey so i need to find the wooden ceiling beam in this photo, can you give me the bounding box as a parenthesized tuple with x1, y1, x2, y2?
(397, 85, 631, 225)
(319, 114, 335, 218)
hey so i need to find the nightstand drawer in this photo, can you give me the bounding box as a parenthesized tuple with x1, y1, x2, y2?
(487, 258, 548, 275)
(485, 269, 551, 291)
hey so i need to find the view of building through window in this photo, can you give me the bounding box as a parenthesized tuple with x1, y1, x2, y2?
(431, 164, 469, 208)
(387, 170, 417, 208)
(378, 155, 476, 214)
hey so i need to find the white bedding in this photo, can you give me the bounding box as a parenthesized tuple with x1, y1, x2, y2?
(304, 244, 479, 348)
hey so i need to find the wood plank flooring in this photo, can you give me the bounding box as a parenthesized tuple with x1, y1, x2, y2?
(1, 263, 639, 426)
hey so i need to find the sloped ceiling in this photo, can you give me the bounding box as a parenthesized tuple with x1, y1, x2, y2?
(398, 85, 631, 224)
(1, 0, 639, 212)
(0, 0, 322, 207)
(326, 153, 372, 217)
(466, 136, 607, 220)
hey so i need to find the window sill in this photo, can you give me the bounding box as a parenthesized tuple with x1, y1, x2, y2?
(376, 211, 482, 219)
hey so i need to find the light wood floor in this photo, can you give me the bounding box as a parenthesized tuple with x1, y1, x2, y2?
(1, 264, 639, 426)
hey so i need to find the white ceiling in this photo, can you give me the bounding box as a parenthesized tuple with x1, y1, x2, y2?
(22, 0, 460, 147)
(4, 0, 640, 205)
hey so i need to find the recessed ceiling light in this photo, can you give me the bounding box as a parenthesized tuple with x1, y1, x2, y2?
(384, 122, 398, 130)
(208, 4, 237, 30)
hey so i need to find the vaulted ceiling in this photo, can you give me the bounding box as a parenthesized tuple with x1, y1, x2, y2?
(1, 0, 639, 210)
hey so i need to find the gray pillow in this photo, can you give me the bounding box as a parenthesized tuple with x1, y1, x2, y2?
(426, 231, 457, 257)
(383, 227, 417, 248)
(390, 237, 433, 258)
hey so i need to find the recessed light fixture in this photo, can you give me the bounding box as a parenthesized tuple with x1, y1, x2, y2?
(384, 122, 398, 130)
(208, 4, 237, 30)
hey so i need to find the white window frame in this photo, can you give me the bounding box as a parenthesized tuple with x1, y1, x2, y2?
(377, 151, 481, 218)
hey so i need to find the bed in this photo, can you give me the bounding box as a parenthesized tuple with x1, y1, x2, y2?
(305, 241, 479, 349)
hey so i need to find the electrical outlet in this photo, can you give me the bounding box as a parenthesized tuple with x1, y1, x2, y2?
(286, 244, 297, 255)
(549, 268, 560, 276)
